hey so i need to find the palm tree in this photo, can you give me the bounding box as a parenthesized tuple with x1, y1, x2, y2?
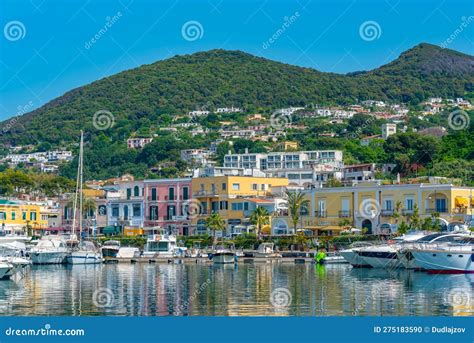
(285, 190, 310, 234)
(249, 206, 270, 239)
(82, 197, 97, 219)
(205, 212, 226, 246)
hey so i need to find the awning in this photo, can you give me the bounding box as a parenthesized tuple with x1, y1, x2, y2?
(455, 197, 469, 207)
(102, 226, 121, 234)
(303, 226, 344, 231)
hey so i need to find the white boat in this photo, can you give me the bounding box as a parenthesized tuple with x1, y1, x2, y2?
(212, 247, 236, 264)
(254, 243, 280, 258)
(410, 236, 474, 273)
(0, 241, 31, 278)
(0, 235, 31, 244)
(101, 240, 121, 259)
(143, 228, 177, 258)
(117, 247, 140, 259)
(323, 252, 348, 264)
(397, 232, 471, 269)
(30, 236, 69, 264)
(357, 231, 427, 269)
(0, 261, 14, 280)
(339, 242, 377, 267)
(67, 240, 102, 264)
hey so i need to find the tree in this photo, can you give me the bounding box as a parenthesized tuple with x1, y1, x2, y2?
(408, 203, 422, 230)
(285, 190, 310, 234)
(398, 221, 409, 235)
(205, 212, 226, 246)
(391, 200, 403, 226)
(249, 206, 270, 239)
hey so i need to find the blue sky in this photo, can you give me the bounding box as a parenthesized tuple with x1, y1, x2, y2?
(0, 0, 473, 120)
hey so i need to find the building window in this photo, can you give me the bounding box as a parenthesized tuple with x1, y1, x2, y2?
(384, 199, 393, 210)
(231, 202, 243, 211)
(149, 206, 158, 220)
(22, 212, 26, 220)
(123, 206, 129, 220)
(112, 206, 119, 218)
(0, 212, 5, 220)
(151, 188, 157, 201)
(167, 205, 176, 220)
(222, 183, 227, 191)
(126, 188, 131, 200)
(252, 184, 258, 191)
(11, 211, 16, 220)
(183, 187, 189, 200)
(133, 204, 141, 217)
(211, 201, 219, 213)
(30, 212, 37, 221)
(134, 186, 140, 197)
(168, 187, 175, 200)
(232, 183, 240, 191)
(405, 198, 414, 211)
(220, 201, 228, 210)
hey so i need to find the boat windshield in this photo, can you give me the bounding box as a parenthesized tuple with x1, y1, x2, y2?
(147, 241, 170, 252)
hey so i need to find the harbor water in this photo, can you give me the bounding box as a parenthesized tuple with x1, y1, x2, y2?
(0, 263, 472, 316)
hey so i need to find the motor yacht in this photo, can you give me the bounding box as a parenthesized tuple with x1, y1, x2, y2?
(30, 236, 69, 264)
(356, 231, 427, 269)
(410, 236, 474, 273)
(397, 232, 471, 269)
(339, 241, 378, 267)
(212, 247, 236, 264)
(143, 227, 177, 258)
(101, 240, 121, 259)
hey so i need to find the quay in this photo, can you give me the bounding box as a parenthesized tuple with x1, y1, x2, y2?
(106, 256, 317, 264)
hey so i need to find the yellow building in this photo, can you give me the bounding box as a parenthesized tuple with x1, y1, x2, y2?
(0, 199, 49, 234)
(191, 176, 288, 235)
(271, 183, 474, 236)
(277, 141, 298, 151)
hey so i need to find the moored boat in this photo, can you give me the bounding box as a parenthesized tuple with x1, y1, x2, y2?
(143, 227, 177, 258)
(212, 246, 236, 264)
(339, 242, 377, 267)
(254, 243, 280, 258)
(101, 240, 121, 259)
(0, 261, 14, 280)
(67, 240, 102, 264)
(30, 236, 68, 264)
(410, 236, 474, 273)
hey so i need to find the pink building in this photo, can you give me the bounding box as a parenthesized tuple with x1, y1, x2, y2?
(143, 178, 192, 235)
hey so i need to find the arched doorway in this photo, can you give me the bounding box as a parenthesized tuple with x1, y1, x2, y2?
(361, 219, 372, 234)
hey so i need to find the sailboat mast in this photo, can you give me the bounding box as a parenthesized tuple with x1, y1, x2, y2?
(78, 131, 84, 237)
(71, 132, 81, 237)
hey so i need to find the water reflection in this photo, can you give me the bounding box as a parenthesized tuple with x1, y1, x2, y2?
(0, 264, 471, 316)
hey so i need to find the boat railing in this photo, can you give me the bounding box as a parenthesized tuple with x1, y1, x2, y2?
(410, 242, 474, 252)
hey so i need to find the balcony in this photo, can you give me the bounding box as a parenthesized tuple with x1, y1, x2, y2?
(402, 209, 413, 215)
(193, 191, 219, 198)
(315, 211, 327, 218)
(380, 209, 394, 216)
(147, 196, 160, 201)
(338, 210, 351, 218)
(426, 208, 448, 214)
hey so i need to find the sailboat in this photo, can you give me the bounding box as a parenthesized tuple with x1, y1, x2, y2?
(67, 131, 102, 264)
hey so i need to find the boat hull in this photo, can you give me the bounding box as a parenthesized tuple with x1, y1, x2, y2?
(339, 249, 371, 267)
(411, 250, 474, 273)
(0, 263, 13, 280)
(67, 251, 102, 264)
(213, 253, 235, 264)
(31, 252, 68, 264)
(101, 247, 119, 259)
(358, 250, 403, 269)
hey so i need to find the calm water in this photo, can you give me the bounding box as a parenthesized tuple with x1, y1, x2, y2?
(0, 263, 472, 316)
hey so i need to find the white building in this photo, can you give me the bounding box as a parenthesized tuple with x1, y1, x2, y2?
(216, 107, 242, 113)
(127, 137, 153, 149)
(180, 149, 215, 167)
(382, 123, 397, 139)
(188, 110, 210, 116)
(223, 149, 344, 187)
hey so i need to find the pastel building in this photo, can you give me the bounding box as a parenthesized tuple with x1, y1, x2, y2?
(143, 178, 192, 235)
(106, 181, 145, 231)
(272, 183, 474, 236)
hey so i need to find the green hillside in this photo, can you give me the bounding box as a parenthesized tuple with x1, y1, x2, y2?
(0, 43, 472, 146)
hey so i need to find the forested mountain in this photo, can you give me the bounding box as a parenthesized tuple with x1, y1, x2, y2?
(1, 43, 473, 146)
